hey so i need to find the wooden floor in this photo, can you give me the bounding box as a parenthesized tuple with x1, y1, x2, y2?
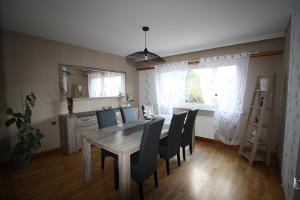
(0, 140, 284, 200)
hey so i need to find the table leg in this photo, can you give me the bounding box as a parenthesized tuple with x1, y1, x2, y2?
(82, 137, 92, 183)
(118, 152, 131, 200)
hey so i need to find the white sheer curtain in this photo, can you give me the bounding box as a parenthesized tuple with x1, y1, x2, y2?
(102, 72, 125, 97)
(88, 72, 125, 97)
(88, 72, 103, 97)
(198, 53, 249, 144)
(155, 62, 188, 115)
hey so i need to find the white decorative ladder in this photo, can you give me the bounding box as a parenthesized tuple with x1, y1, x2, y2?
(239, 76, 274, 166)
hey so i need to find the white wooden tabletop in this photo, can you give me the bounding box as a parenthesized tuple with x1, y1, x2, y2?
(81, 119, 169, 154)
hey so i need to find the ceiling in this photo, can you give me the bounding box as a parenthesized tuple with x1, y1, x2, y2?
(0, 0, 296, 57)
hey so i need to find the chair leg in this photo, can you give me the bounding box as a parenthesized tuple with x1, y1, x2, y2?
(177, 153, 181, 166)
(101, 155, 105, 170)
(189, 144, 193, 154)
(166, 159, 170, 175)
(138, 183, 144, 200)
(114, 167, 119, 190)
(153, 170, 158, 187)
(182, 146, 186, 161)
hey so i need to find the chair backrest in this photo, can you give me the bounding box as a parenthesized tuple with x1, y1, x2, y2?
(167, 112, 187, 156)
(182, 109, 199, 145)
(138, 118, 165, 181)
(120, 107, 137, 123)
(96, 109, 118, 129)
(142, 104, 155, 120)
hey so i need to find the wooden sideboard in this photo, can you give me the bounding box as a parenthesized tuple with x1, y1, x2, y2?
(59, 107, 138, 154)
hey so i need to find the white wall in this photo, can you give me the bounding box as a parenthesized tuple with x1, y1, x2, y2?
(281, 6, 300, 200)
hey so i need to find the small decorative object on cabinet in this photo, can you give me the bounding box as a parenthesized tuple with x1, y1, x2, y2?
(67, 97, 73, 114)
(125, 93, 134, 107)
(5, 92, 44, 168)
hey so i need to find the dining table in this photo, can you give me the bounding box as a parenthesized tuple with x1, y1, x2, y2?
(80, 118, 170, 199)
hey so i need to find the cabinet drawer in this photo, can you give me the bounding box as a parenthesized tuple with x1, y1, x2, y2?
(76, 115, 97, 125)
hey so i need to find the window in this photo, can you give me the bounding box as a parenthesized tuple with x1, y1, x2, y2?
(184, 65, 237, 109)
(88, 71, 125, 98)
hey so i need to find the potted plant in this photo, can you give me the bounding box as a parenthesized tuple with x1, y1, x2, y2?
(5, 92, 44, 168)
(125, 93, 134, 107)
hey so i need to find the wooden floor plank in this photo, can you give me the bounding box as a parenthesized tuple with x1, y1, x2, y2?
(0, 140, 284, 200)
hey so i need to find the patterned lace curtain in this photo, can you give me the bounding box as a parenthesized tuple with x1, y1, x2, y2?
(198, 53, 249, 144)
(139, 69, 158, 113)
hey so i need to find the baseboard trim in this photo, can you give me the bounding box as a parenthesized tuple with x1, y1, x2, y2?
(32, 147, 62, 158)
(195, 136, 274, 155)
(195, 136, 239, 148)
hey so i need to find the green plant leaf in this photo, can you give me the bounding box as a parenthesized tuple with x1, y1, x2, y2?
(13, 142, 28, 154)
(36, 129, 44, 139)
(25, 107, 32, 117)
(31, 92, 36, 100)
(13, 112, 23, 118)
(6, 108, 13, 115)
(16, 119, 23, 129)
(5, 118, 16, 127)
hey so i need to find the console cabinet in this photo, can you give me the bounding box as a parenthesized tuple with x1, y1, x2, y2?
(59, 107, 137, 154)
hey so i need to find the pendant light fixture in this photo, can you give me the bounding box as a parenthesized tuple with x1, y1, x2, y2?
(126, 26, 165, 67)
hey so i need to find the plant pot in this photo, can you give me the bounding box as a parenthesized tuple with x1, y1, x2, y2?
(11, 151, 32, 169)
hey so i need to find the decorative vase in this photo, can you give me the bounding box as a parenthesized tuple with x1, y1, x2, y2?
(11, 151, 32, 169)
(67, 97, 73, 114)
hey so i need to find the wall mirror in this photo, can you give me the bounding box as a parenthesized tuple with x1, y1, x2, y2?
(59, 64, 126, 99)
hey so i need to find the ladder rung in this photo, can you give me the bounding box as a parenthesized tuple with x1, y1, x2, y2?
(247, 121, 269, 129)
(244, 137, 268, 145)
(254, 90, 267, 92)
(248, 121, 258, 126)
(250, 106, 263, 110)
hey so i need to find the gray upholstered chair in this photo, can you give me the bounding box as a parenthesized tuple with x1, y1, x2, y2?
(120, 106, 137, 123)
(114, 118, 165, 200)
(159, 112, 187, 175)
(181, 109, 198, 161)
(96, 109, 119, 190)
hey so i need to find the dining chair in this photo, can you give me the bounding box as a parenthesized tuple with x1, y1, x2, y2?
(114, 118, 165, 199)
(158, 112, 187, 175)
(120, 106, 137, 123)
(96, 109, 119, 190)
(181, 109, 199, 161)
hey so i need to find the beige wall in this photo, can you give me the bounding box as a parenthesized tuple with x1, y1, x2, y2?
(1, 30, 138, 154)
(163, 38, 285, 151)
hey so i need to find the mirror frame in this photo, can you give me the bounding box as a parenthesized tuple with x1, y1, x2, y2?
(58, 63, 126, 100)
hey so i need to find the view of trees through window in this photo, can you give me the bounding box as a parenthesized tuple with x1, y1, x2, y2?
(185, 70, 204, 104)
(185, 65, 237, 107)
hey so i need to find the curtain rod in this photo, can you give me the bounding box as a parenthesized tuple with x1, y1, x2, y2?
(136, 49, 283, 71)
